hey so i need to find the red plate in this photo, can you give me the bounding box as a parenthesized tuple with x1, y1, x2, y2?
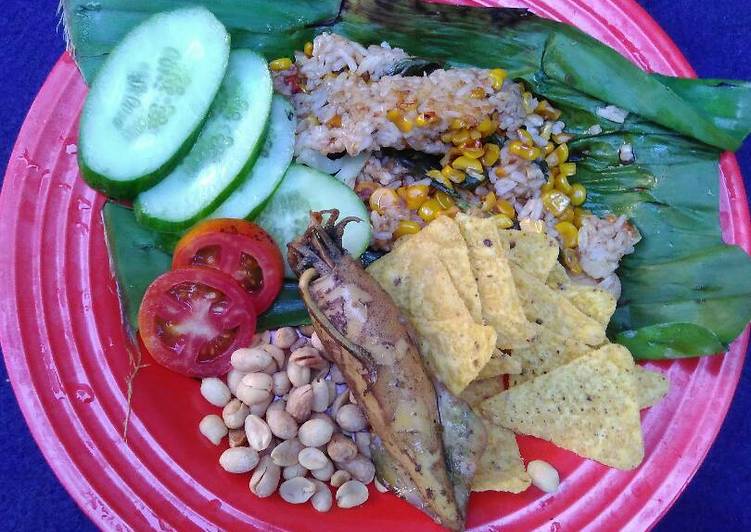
(1, 1, 749, 530)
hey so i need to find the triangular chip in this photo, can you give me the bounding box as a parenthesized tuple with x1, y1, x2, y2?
(455, 214, 532, 349)
(471, 420, 530, 493)
(499, 229, 559, 281)
(367, 242, 414, 310)
(412, 316, 496, 395)
(511, 264, 607, 346)
(460, 377, 506, 407)
(481, 344, 644, 470)
(509, 325, 590, 386)
(634, 366, 669, 409)
(546, 262, 571, 289)
(559, 285, 617, 327)
(478, 351, 522, 379)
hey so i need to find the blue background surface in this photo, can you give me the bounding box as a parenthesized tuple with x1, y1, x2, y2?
(0, 1, 749, 530)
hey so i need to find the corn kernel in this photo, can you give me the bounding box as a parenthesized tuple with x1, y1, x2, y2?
(452, 155, 484, 174)
(517, 128, 534, 147)
(542, 190, 571, 217)
(304, 42, 314, 58)
(494, 214, 514, 229)
(327, 114, 342, 128)
(443, 206, 460, 218)
(544, 142, 555, 155)
(541, 179, 555, 193)
(508, 141, 541, 161)
(477, 117, 497, 137)
(469, 129, 482, 140)
(540, 123, 553, 142)
(461, 144, 485, 159)
(269, 57, 293, 71)
(535, 100, 562, 120)
(570, 183, 587, 206)
(394, 220, 421, 239)
(554, 173, 573, 194)
(555, 222, 578, 248)
(546, 143, 569, 166)
(435, 191, 455, 210)
(552, 133, 574, 144)
(451, 129, 470, 146)
(470, 87, 486, 99)
(573, 207, 591, 228)
(449, 118, 468, 130)
(441, 165, 466, 184)
(402, 184, 430, 210)
(415, 112, 438, 127)
(482, 192, 497, 212)
(426, 169, 443, 180)
(494, 166, 507, 178)
(488, 68, 507, 91)
(369, 187, 400, 214)
(519, 218, 546, 233)
(482, 143, 501, 167)
(559, 162, 577, 178)
(495, 199, 516, 219)
(558, 206, 575, 223)
(563, 248, 582, 274)
(386, 109, 414, 133)
(440, 132, 454, 143)
(418, 199, 443, 222)
(354, 181, 379, 199)
(522, 91, 535, 114)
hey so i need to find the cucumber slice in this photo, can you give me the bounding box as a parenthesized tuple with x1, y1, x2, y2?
(78, 7, 230, 199)
(255, 164, 372, 277)
(135, 50, 273, 231)
(209, 94, 296, 220)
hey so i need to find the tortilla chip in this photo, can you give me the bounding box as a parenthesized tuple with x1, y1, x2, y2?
(367, 244, 415, 310)
(546, 262, 571, 289)
(499, 229, 560, 281)
(478, 351, 522, 379)
(560, 285, 617, 327)
(634, 366, 669, 409)
(481, 344, 644, 470)
(471, 420, 530, 493)
(460, 377, 506, 407)
(412, 316, 497, 395)
(455, 214, 532, 349)
(508, 325, 590, 386)
(511, 264, 607, 346)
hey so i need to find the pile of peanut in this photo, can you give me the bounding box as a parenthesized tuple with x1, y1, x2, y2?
(198, 326, 386, 511)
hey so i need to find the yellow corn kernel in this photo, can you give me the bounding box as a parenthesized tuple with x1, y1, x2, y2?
(481, 192, 497, 212)
(558, 206, 575, 223)
(304, 42, 314, 58)
(482, 143, 500, 167)
(451, 129, 470, 146)
(535, 100, 562, 121)
(573, 207, 591, 228)
(469, 129, 482, 140)
(426, 169, 443, 180)
(552, 133, 574, 144)
(470, 87, 486, 99)
(522, 91, 535, 114)
(369, 187, 400, 214)
(403, 184, 430, 210)
(559, 162, 577, 178)
(386, 109, 414, 133)
(269, 57, 293, 71)
(449, 118, 468, 130)
(570, 183, 587, 206)
(394, 220, 422, 239)
(494, 214, 514, 229)
(540, 123, 553, 142)
(440, 132, 454, 143)
(508, 140, 541, 161)
(544, 142, 555, 155)
(488, 68, 508, 91)
(477, 117, 497, 137)
(555, 221, 578, 248)
(519, 218, 546, 233)
(542, 190, 571, 217)
(494, 166, 507, 178)
(546, 143, 569, 166)
(461, 144, 485, 159)
(443, 206, 460, 218)
(517, 128, 534, 147)
(495, 198, 516, 219)
(415, 112, 438, 127)
(435, 191, 455, 210)
(441, 165, 466, 184)
(452, 155, 484, 174)
(327, 114, 342, 128)
(554, 173, 573, 195)
(418, 198, 443, 222)
(541, 178, 555, 193)
(355, 181, 379, 198)
(563, 248, 582, 274)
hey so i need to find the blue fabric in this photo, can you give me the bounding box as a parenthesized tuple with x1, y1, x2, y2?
(0, 1, 749, 530)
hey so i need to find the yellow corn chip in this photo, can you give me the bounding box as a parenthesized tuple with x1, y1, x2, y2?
(481, 344, 644, 470)
(460, 377, 506, 407)
(471, 420, 531, 493)
(478, 352, 522, 379)
(511, 264, 607, 346)
(455, 214, 532, 349)
(634, 366, 669, 409)
(499, 229, 560, 281)
(559, 285, 617, 327)
(546, 262, 571, 289)
(509, 325, 590, 386)
(367, 243, 415, 311)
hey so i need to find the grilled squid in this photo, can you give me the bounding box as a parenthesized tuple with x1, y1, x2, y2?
(288, 210, 483, 531)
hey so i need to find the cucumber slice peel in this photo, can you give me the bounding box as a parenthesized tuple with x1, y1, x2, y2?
(135, 50, 273, 232)
(78, 7, 230, 199)
(255, 164, 372, 277)
(210, 94, 296, 220)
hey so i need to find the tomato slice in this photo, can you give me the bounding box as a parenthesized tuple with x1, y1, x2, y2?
(138, 268, 257, 378)
(173, 219, 284, 314)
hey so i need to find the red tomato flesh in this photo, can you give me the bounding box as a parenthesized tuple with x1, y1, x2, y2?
(173, 219, 284, 314)
(138, 268, 257, 378)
